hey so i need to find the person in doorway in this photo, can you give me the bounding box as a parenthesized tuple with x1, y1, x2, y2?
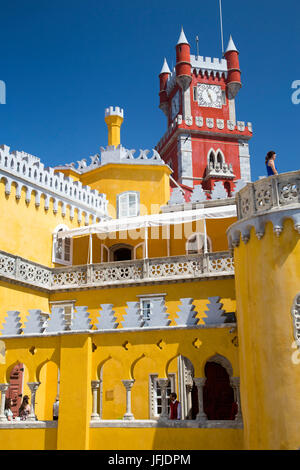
(18, 395, 30, 420)
(265, 150, 278, 176)
(53, 396, 59, 421)
(4, 397, 14, 421)
(169, 392, 181, 420)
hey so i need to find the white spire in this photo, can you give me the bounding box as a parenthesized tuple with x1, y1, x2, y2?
(177, 27, 189, 46)
(225, 35, 238, 53)
(160, 57, 171, 75)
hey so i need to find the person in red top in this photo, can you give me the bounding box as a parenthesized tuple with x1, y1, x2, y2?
(169, 393, 181, 420)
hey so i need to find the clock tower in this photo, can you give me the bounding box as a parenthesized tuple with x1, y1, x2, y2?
(157, 28, 253, 196)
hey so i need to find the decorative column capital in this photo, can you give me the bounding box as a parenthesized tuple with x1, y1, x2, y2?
(122, 379, 135, 391)
(0, 383, 9, 393)
(27, 381, 41, 392)
(91, 380, 101, 390)
(193, 377, 206, 387)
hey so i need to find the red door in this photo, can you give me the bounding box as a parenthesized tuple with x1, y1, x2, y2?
(6, 364, 24, 417)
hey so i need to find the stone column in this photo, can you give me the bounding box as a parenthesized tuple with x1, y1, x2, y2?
(0, 384, 9, 422)
(230, 377, 242, 421)
(27, 382, 40, 421)
(157, 378, 169, 420)
(122, 379, 135, 421)
(91, 380, 100, 420)
(186, 383, 193, 420)
(193, 378, 207, 423)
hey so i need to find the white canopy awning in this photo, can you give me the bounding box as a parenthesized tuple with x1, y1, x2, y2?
(57, 205, 237, 239)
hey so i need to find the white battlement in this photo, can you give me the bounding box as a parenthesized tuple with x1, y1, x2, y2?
(190, 55, 227, 71)
(0, 145, 108, 222)
(105, 106, 124, 118)
(60, 146, 167, 174)
(156, 117, 253, 151)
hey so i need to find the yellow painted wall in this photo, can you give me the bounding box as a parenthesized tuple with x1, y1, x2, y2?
(89, 428, 244, 450)
(0, 323, 240, 450)
(233, 219, 300, 450)
(49, 278, 236, 329)
(79, 164, 171, 217)
(0, 180, 85, 267)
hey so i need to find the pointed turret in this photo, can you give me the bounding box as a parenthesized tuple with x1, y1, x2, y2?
(176, 27, 189, 46)
(224, 35, 241, 99)
(159, 58, 171, 117)
(225, 35, 238, 53)
(175, 27, 191, 91)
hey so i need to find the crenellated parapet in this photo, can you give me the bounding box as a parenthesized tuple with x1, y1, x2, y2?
(227, 170, 300, 247)
(0, 297, 236, 337)
(156, 116, 252, 153)
(0, 145, 108, 222)
(58, 146, 167, 174)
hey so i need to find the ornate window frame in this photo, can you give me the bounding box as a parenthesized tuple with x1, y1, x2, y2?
(52, 224, 73, 266)
(117, 191, 140, 219)
(149, 373, 176, 419)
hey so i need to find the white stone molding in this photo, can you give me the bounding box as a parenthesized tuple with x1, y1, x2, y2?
(0, 145, 108, 221)
(91, 380, 101, 420)
(206, 149, 234, 181)
(175, 298, 199, 327)
(195, 116, 203, 128)
(168, 187, 186, 205)
(205, 354, 234, 378)
(203, 297, 226, 325)
(228, 171, 300, 246)
(45, 307, 66, 333)
(157, 378, 169, 420)
(70, 306, 92, 332)
(190, 184, 207, 203)
(122, 380, 135, 420)
(0, 250, 234, 297)
(0, 384, 9, 422)
(0, 311, 22, 336)
(177, 133, 193, 187)
(24, 309, 47, 335)
(216, 119, 224, 130)
(206, 118, 214, 129)
(193, 378, 207, 422)
(190, 55, 228, 79)
(27, 382, 41, 421)
(291, 294, 300, 347)
(95, 304, 118, 330)
(211, 182, 229, 200)
(230, 377, 242, 422)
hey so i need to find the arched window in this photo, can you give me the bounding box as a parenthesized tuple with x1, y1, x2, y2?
(208, 150, 215, 168)
(186, 233, 212, 255)
(117, 191, 140, 219)
(203, 361, 237, 420)
(52, 225, 73, 265)
(216, 151, 224, 166)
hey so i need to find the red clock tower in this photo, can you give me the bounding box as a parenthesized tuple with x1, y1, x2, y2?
(156, 28, 253, 198)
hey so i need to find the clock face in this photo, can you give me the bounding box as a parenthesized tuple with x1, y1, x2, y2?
(197, 84, 222, 108)
(171, 91, 180, 120)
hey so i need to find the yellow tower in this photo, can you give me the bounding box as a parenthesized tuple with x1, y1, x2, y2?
(104, 106, 124, 147)
(227, 171, 300, 450)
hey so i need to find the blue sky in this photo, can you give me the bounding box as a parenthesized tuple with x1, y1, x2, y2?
(0, 0, 299, 181)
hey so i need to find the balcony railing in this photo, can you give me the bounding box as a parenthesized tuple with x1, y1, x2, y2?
(236, 170, 300, 221)
(0, 250, 234, 292)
